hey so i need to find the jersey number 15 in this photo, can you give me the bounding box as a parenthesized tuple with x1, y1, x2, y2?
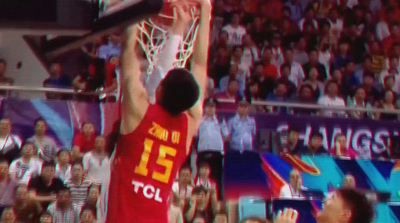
(134, 138, 177, 184)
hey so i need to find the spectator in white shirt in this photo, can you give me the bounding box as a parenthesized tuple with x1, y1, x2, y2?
(222, 12, 247, 46)
(172, 166, 193, 209)
(241, 34, 259, 71)
(298, 6, 318, 31)
(0, 118, 22, 163)
(28, 118, 59, 162)
(55, 150, 72, 182)
(279, 169, 304, 199)
(264, 34, 284, 67)
(283, 48, 305, 87)
(9, 142, 42, 184)
(318, 81, 347, 117)
(83, 136, 110, 186)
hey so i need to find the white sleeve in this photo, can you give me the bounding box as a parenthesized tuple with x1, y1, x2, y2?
(9, 161, 17, 175)
(146, 34, 182, 104)
(83, 154, 90, 171)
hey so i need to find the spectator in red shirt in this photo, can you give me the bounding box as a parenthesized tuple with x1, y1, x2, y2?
(383, 24, 400, 55)
(71, 122, 96, 162)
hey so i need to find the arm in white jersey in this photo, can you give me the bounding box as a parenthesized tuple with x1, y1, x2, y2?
(146, 2, 192, 104)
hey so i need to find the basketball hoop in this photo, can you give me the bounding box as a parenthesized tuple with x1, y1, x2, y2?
(137, 0, 200, 74)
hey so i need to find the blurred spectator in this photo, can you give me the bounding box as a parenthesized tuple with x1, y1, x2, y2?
(285, 0, 304, 23)
(279, 169, 304, 198)
(169, 200, 184, 223)
(0, 118, 22, 163)
(383, 24, 400, 55)
(328, 7, 344, 38)
(318, 81, 347, 117)
(318, 36, 334, 76)
(72, 122, 96, 162)
(28, 161, 65, 209)
(267, 82, 291, 114)
(184, 186, 214, 223)
(334, 40, 353, 70)
(379, 56, 400, 94)
(330, 134, 359, 158)
(303, 67, 324, 99)
(376, 13, 390, 42)
(293, 37, 309, 65)
(214, 79, 240, 110)
(43, 62, 72, 100)
(369, 41, 387, 74)
(282, 127, 302, 154)
(27, 118, 59, 162)
(98, 34, 122, 60)
(227, 100, 256, 151)
(260, 49, 279, 80)
(245, 81, 263, 106)
(382, 75, 397, 96)
(346, 87, 373, 119)
(47, 187, 80, 223)
(65, 162, 92, 209)
(247, 16, 267, 48)
(219, 64, 246, 97)
(354, 57, 373, 85)
(172, 166, 193, 208)
(197, 98, 227, 195)
(39, 212, 53, 223)
(222, 12, 247, 46)
(303, 49, 328, 82)
(195, 162, 217, 192)
(0, 59, 14, 97)
(342, 61, 361, 95)
(82, 136, 110, 186)
(299, 132, 329, 155)
(267, 34, 284, 67)
(242, 35, 259, 70)
(250, 62, 275, 99)
(276, 64, 297, 97)
(283, 48, 305, 87)
(298, 6, 318, 31)
(0, 158, 17, 206)
(361, 74, 380, 103)
(313, 0, 335, 19)
(213, 211, 228, 223)
(9, 142, 42, 184)
(230, 46, 250, 78)
(342, 174, 356, 189)
(80, 208, 97, 223)
(262, 0, 283, 22)
(0, 207, 16, 223)
(81, 186, 99, 211)
(13, 185, 42, 223)
(55, 150, 71, 182)
(375, 90, 399, 121)
(293, 84, 317, 115)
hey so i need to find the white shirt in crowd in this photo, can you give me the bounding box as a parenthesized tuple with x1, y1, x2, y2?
(0, 134, 21, 154)
(279, 184, 305, 199)
(172, 182, 193, 198)
(319, 50, 333, 77)
(222, 24, 247, 46)
(9, 158, 42, 184)
(242, 47, 259, 70)
(288, 62, 305, 87)
(55, 163, 72, 182)
(83, 152, 111, 186)
(317, 95, 347, 117)
(376, 20, 390, 42)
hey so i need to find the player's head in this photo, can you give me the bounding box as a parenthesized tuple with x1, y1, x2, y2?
(316, 188, 373, 223)
(156, 68, 200, 116)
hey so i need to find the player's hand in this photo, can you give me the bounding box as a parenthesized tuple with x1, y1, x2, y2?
(275, 208, 299, 223)
(172, 0, 192, 25)
(190, 0, 211, 8)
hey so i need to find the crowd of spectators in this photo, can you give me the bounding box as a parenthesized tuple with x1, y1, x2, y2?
(0, 118, 107, 223)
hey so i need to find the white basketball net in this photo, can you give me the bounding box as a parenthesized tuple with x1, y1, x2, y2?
(137, 4, 200, 74)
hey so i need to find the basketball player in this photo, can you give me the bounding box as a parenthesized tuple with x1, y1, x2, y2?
(105, 0, 211, 222)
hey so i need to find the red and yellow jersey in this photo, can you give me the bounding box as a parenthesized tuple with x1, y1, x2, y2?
(106, 104, 188, 223)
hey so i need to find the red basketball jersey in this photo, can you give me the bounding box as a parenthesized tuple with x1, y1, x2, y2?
(106, 104, 189, 223)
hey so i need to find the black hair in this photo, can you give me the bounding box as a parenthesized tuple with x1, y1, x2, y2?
(58, 186, 70, 193)
(0, 157, 9, 165)
(57, 149, 70, 157)
(324, 80, 339, 94)
(80, 206, 97, 218)
(158, 68, 200, 116)
(336, 188, 374, 223)
(0, 59, 6, 65)
(34, 118, 46, 126)
(21, 141, 35, 149)
(71, 161, 84, 168)
(180, 165, 192, 173)
(311, 131, 323, 139)
(42, 161, 56, 169)
(280, 63, 291, 73)
(192, 186, 207, 195)
(288, 126, 300, 134)
(199, 162, 211, 169)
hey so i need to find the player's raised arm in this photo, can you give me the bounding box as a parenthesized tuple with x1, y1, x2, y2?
(146, 3, 191, 104)
(120, 24, 149, 134)
(188, 0, 212, 122)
